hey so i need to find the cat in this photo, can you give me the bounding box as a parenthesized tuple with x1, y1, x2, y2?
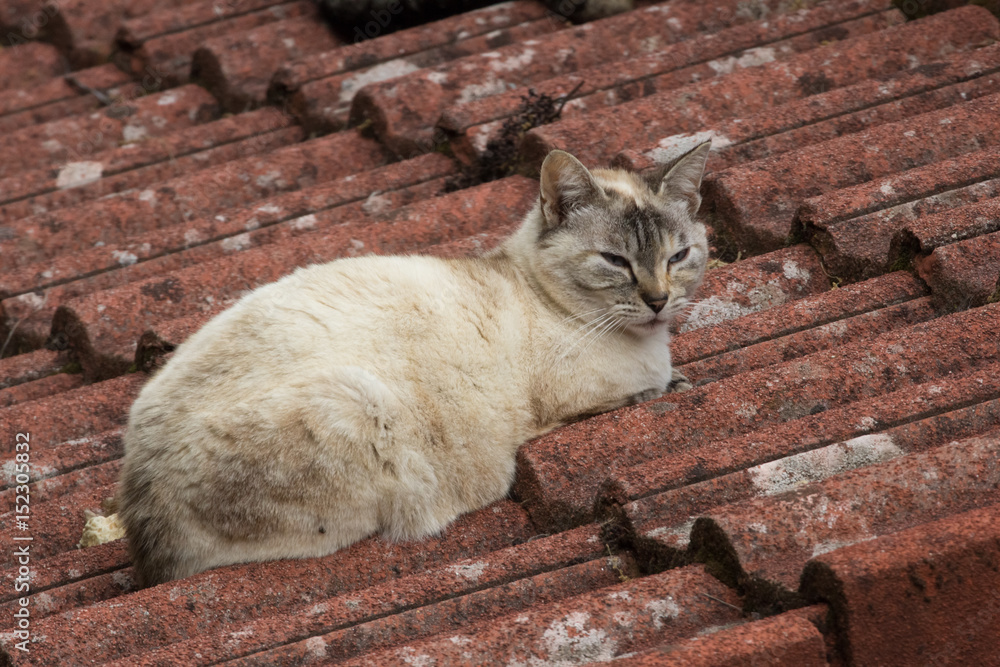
(117, 143, 711, 586)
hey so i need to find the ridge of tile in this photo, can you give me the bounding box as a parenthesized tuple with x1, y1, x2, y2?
(119, 1, 317, 87)
(1, 501, 535, 664)
(338, 565, 741, 667)
(356, 0, 885, 156)
(0, 0, 189, 67)
(0, 129, 389, 273)
(443, 2, 902, 164)
(0, 65, 136, 134)
(516, 302, 1000, 531)
(0, 373, 85, 409)
(192, 15, 343, 112)
(614, 606, 829, 667)
(522, 6, 1000, 179)
(801, 145, 1000, 280)
(616, 42, 1000, 176)
(0, 107, 300, 225)
(0, 349, 64, 390)
(47, 176, 536, 379)
(112, 525, 609, 665)
(0, 136, 441, 301)
(603, 361, 1000, 513)
(0, 84, 220, 181)
(686, 431, 1000, 597)
(801, 501, 1000, 666)
(709, 87, 1000, 253)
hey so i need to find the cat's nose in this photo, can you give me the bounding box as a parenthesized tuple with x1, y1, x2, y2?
(643, 295, 669, 314)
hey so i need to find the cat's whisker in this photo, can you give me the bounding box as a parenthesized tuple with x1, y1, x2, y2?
(555, 310, 617, 362)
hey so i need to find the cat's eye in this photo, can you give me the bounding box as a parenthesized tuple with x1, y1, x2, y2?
(601, 252, 631, 269)
(669, 247, 690, 265)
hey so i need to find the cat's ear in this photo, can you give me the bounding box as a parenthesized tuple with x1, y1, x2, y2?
(539, 150, 604, 229)
(647, 141, 711, 216)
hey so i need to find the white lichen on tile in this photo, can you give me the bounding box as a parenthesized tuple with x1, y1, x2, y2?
(56, 161, 103, 189)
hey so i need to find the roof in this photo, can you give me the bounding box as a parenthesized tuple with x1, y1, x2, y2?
(1, 0, 999, 664)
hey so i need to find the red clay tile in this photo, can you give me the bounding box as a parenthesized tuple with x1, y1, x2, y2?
(0, 349, 63, 389)
(892, 196, 1000, 260)
(0, 107, 301, 225)
(709, 88, 1000, 253)
(516, 302, 1000, 532)
(117, 1, 314, 86)
(0, 372, 84, 408)
(676, 245, 829, 334)
(443, 2, 902, 164)
(271, 1, 549, 91)
(0, 0, 180, 67)
(679, 296, 937, 383)
(671, 271, 927, 366)
(192, 15, 343, 112)
(48, 175, 535, 379)
(614, 606, 829, 667)
(340, 565, 741, 667)
(1, 428, 123, 489)
(916, 229, 1000, 309)
(0, 84, 220, 181)
(688, 432, 1000, 594)
(0, 540, 130, 609)
(616, 43, 1000, 176)
(0, 65, 137, 135)
(118, 525, 612, 665)
(522, 6, 999, 177)
(360, 0, 903, 157)
(0, 566, 134, 628)
(0, 152, 453, 301)
(272, 2, 557, 133)
(802, 146, 1000, 280)
(802, 501, 1000, 667)
(602, 363, 1000, 516)
(0, 373, 142, 451)
(0, 42, 65, 91)
(622, 389, 1000, 574)
(9, 501, 535, 664)
(1, 129, 391, 275)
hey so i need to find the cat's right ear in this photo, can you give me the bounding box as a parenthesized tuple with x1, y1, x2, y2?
(539, 150, 604, 229)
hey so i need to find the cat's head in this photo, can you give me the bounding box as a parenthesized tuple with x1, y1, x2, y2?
(517, 143, 711, 336)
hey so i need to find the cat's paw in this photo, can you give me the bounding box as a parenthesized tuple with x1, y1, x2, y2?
(628, 388, 664, 405)
(667, 369, 693, 393)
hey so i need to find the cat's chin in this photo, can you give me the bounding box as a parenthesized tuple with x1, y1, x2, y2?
(628, 317, 671, 336)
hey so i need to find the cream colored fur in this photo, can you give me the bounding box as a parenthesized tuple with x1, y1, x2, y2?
(117, 144, 711, 586)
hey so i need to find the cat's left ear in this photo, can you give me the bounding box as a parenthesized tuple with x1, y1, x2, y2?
(647, 141, 711, 217)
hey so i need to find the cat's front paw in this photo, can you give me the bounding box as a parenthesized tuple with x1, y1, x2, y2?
(667, 368, 693, 393)
(628, 388, 664, 405)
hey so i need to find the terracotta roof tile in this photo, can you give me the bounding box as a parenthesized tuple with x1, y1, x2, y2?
(340, 565, 742, 667)
(0, 107, 300, 225)
(801, 145, 1000, 280)
(271, 1, 557, 132)
(191, 15, 343, 111)
(615, 606, 830, 666)
(442, 2, 903, 164)
(10, 501, 534, 664)
(119, 1, 317, 88)
(0, 84, 220, 180)
(114, 525, 609, 665)
(2, 1, 1000, 664)
(0, 42, 66, 91)
(524, 6, 1000, 176)
(358, 0, 894, 156)
(802, 500, 1000, 666)
(0, 65, 136, 134)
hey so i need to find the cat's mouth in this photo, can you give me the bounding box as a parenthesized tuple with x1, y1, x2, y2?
(630, 316, 669, 334)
